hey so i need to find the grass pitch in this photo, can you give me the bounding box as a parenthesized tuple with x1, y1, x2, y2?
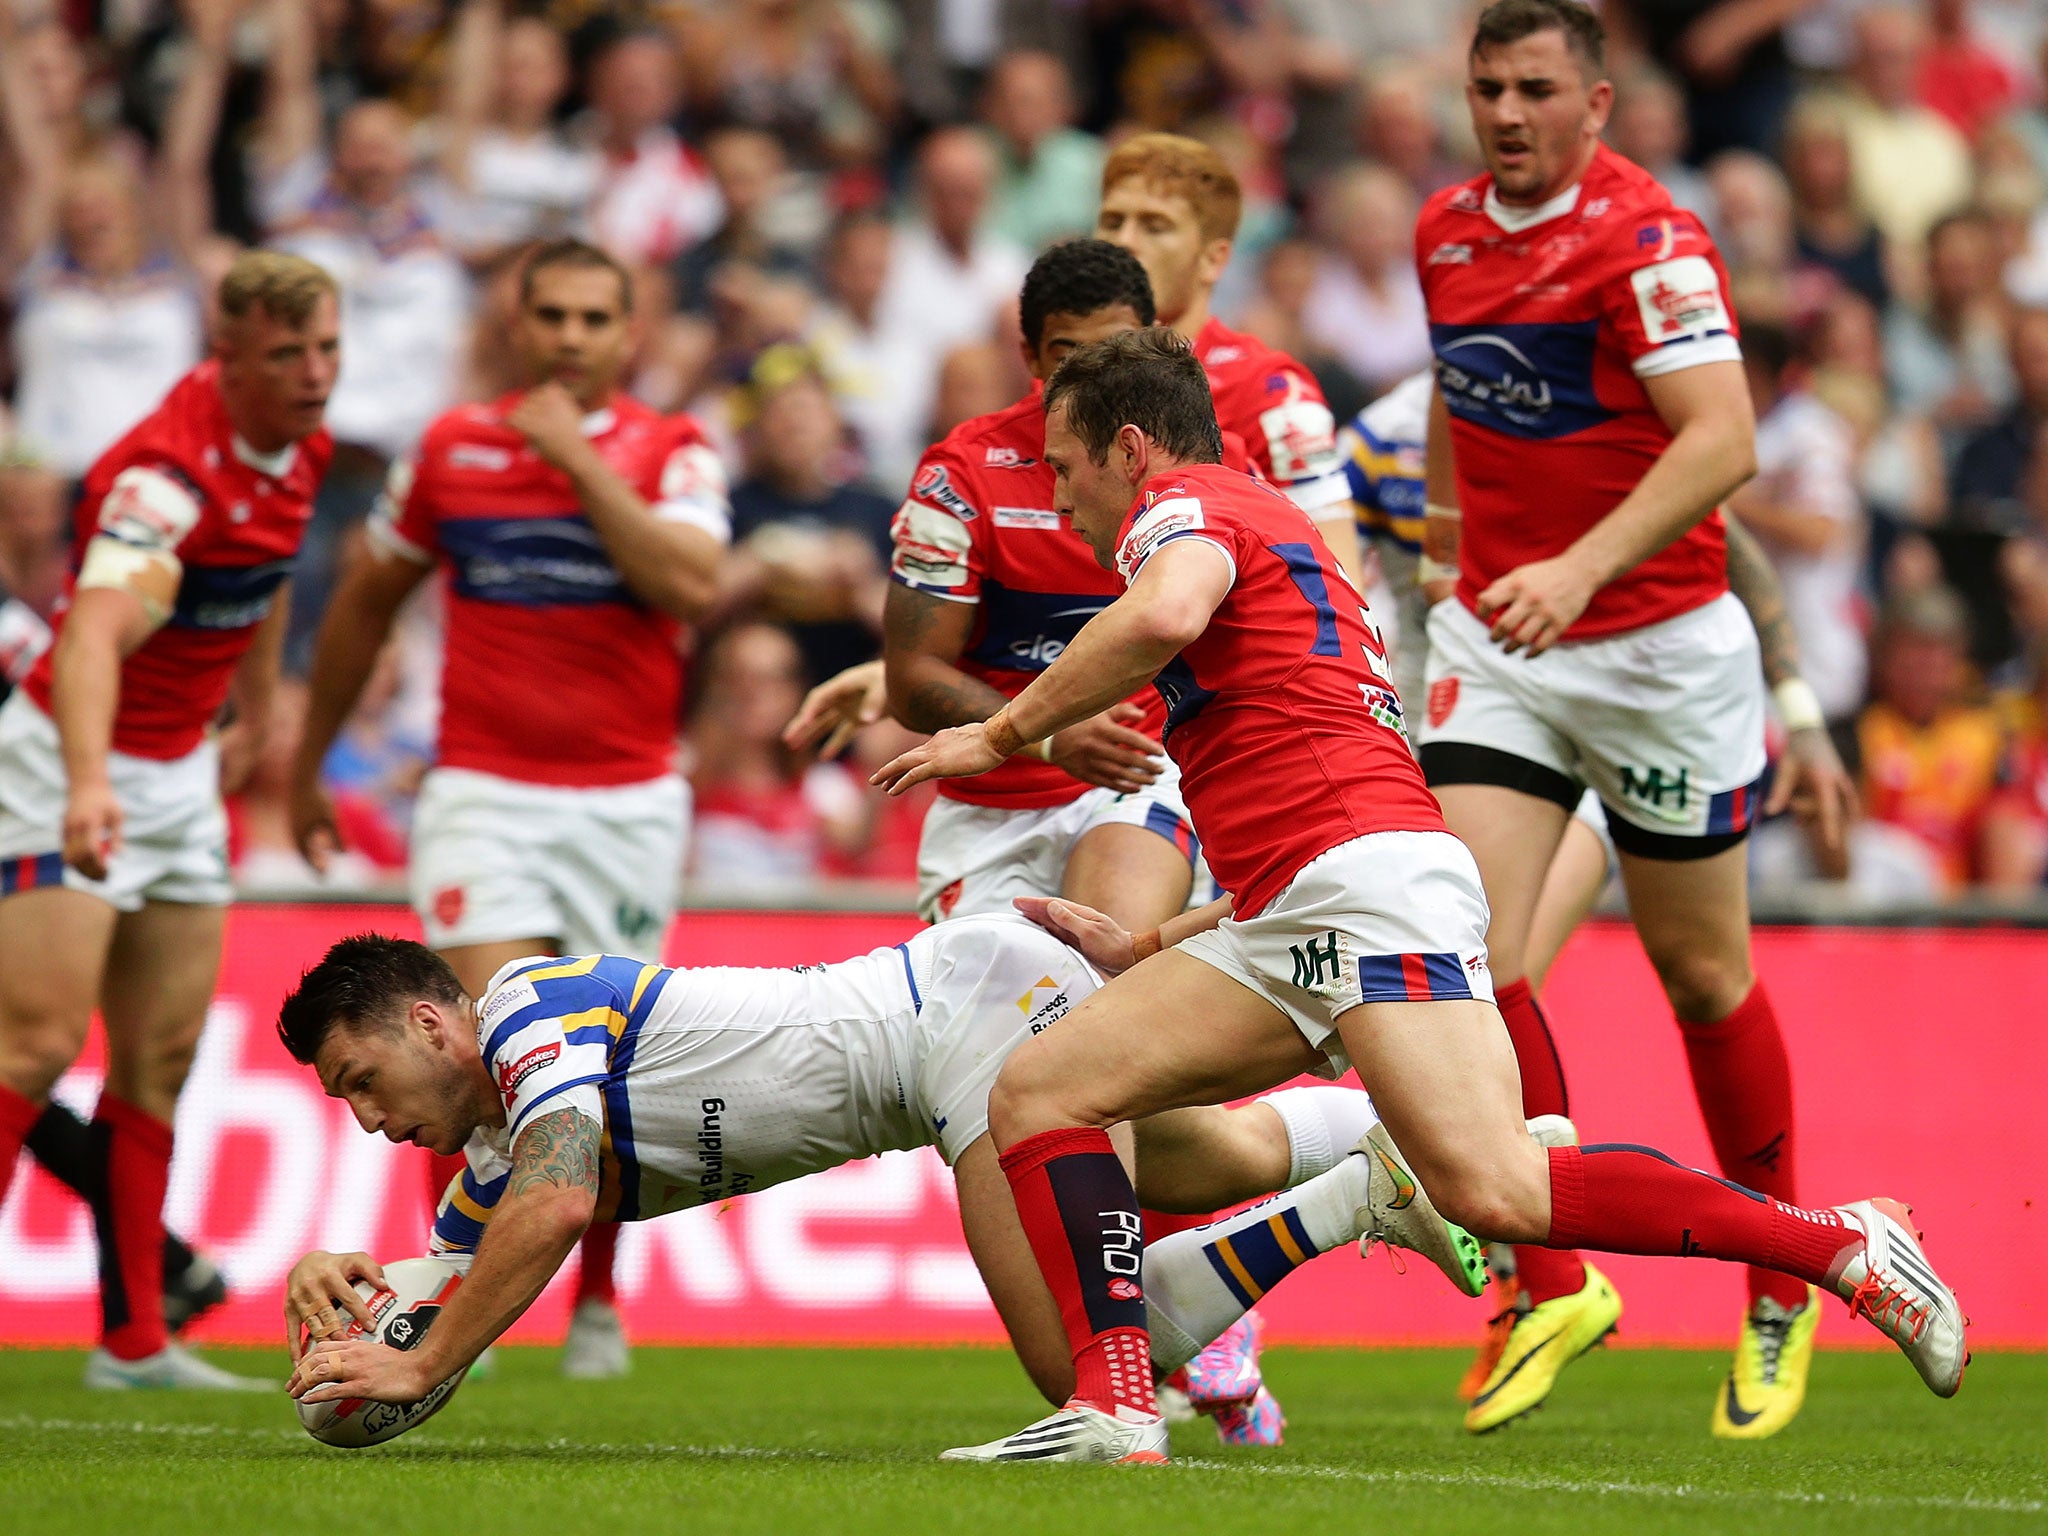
(2, 1345, 2041, 1535)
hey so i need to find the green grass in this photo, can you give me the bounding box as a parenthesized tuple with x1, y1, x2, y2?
(2, 1346, 2042, 1535)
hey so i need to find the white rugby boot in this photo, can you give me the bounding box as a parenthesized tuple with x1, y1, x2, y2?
(942, 1400, 1170, 1464)
(561, 1298, 630, 1379)
(85, 1342, 272, 1391)
(1354, 1122, 1489, 1297)
(1830, 1199, 1968, 1397)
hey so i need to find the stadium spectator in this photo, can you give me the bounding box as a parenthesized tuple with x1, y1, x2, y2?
(1606, 68, 1716, 228)
(1301, 163, 1432, 397)
(1237, 236, 1370, 425)
(808, 209, 927, 492)
(1949, 305, 2048, 537)
(668, 127, 816, 319)
(230, 679, 407, 891)
(430, 0, 599, 267)
(1782, 95, 1892, 313)
(1837, 6, 1974, 253)
(1607, 0, 1801, 162)
(1703, 150, 1798, 321)
(1886, 211, 2015, 454)
(0, 451, 70, 620)
(578, 28, 722, 270)
(721, 347, 891, 683)
(1729, 323, 1870, 723)
(687, 622, 871, 890)
(981, 50, 1106, 254)
(1854, 585, 2005, 892)
(1356, 68, 1467, 203)
(1918, 0, 2022, 143)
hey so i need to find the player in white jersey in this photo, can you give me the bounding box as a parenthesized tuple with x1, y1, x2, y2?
(277, 917, 1480, 1416)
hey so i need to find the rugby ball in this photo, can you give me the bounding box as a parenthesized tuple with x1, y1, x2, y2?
(296, 1257, 469, 1449)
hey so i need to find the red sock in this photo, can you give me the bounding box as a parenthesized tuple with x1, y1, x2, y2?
(1141, 1209, 1208, 1244)
(1000, 1127, 1156, 1417)
(1495, 978, 1587, 1304)
(1544, 1145, 1859, 1289)
(0, 1081, 38, 1203)
(1677, 982, 1805, 1310)
(575, 1222, 620, 1306)
(94, 1094, 172, 1361)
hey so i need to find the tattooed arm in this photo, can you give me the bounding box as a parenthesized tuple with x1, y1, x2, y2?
(1725, 516, 1857, 867)
(290, 1107, 600, 1405)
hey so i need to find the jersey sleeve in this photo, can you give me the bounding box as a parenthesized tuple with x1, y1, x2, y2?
(650, 425, 734, 544)
(88, 460, 206, 556)
(474, 967, 612, 1141)
(364, 451, 436, 566)
(1252, 366, 1347, 513)
(1115, 492, 1240, 588)
(888, 446, 988, 603)
(427, 1147, 509, 1273)
(1602, 211, 1743, 379)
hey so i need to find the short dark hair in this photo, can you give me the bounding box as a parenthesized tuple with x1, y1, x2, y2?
(1019, 240, 1156, 356)
(277, 935, 466, 1066)
(1042, 327, 1223, 466)
(1471, 0, 1606, 78)
(520, 237, 634, 312)
(1742, 319, 1795, 381)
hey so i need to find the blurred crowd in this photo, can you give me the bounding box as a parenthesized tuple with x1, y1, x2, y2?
(5, 0, 2048, 902)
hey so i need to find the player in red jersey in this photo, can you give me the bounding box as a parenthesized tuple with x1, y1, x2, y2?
(1413, 0, 1823, 1438)
(871, 328, 1964, 1464)
(0, 251, 340, 1389)
(289, 239, 728, 1378)
(1094, 133, 1347, 524)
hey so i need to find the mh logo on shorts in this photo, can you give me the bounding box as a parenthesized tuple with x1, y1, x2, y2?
(1289, 932, 1342, 991)
(1619, 764, 1690, 819)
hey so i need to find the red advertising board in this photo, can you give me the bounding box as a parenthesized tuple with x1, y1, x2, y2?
(2, 907, 2042, 1350)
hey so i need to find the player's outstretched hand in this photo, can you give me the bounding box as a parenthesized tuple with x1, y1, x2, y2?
(291, 1337, 430, 1405)
(61, 781, 122, 881)
(870, 721, 1004, 795)
(1766, 724, 1857, 868)
(288, 774, 345, 875)
(1476, 555, 1597, 657)
(1014, 896, 1139, 975)
(1049, 703, 1163, 793)
(284, 1249, 387, 1363)
(784, 658, 886, 760)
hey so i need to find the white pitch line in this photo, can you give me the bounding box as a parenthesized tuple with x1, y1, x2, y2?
(3, 1415, 2040, 1517)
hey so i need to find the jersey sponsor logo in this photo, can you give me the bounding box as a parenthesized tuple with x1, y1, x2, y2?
(967, 583, 1109, 672)
(496, 1039, 560, 1097)
(660, 441, 728, 505)
(98, 466, 203, 550)
(1581, 197, 1612, 220)
(911, 463, 978, 521)
(1016, 975, 1074, 1034)
(890, 498, 974, 589)
(1427, 676, 1459, 728)
(1153, 654, 1216, 736)
(168, 557, 295, 630)
(984, 446, 1035, 468)
(1203, 344, 1244, 367)
(1631, 255, 1730, 343)
(1430, 320, 1613, 440)
(1427, 242, 1473, 265)
(439, 515, 630, 606)
(1448, 186, 1483, 212)
(447, 444, 513, 472)
(1116, 495, 1206, 582)
(991, 506, 1061, 531)
(1260, 397, 1338, 484)
(1360, 682, 1407, 739)
(479, 975, 538, 1028)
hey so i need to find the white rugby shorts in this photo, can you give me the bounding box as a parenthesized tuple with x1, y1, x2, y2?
(0, 691, 230, 910)
(1417, 593, 1768, 857)
(410, 766, 687, 959)
(1176, 830, 1494, 1074)
(915, 762, 1199, 924)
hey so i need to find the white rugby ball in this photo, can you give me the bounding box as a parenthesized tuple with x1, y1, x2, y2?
(296, 1256, 469, 1449)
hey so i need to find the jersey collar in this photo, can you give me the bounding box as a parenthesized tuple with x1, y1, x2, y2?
(232, 434, 298, 479)
(1482, 179, 1582, 234)
(580, 407, 617, 437)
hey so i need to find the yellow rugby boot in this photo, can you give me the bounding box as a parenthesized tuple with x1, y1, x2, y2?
(1711, 1286, 1820, 1440)
(1463, 1262, 1622, 1433)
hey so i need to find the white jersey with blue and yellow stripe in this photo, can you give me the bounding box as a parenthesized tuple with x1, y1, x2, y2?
(430, 943, 932, 1263)
(1340, 370, 1433, 555)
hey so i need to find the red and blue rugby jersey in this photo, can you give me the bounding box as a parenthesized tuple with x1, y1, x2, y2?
(23, 362, 330, 759)
(1417, 144, 1739, 639)
(370, 392, 729, 788)
(1113, 463, 1444, 917)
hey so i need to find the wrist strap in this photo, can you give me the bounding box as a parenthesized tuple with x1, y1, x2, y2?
(1424, 501, 1462, 522)
(983, 710, 1025, 759)
(1772, 677, 1825, 734)
(1131, 929, 1163, 963)
(1417, 554, 1459, 586)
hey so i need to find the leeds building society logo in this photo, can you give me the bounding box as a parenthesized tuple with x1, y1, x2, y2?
(1016, 975, 1072, 1034)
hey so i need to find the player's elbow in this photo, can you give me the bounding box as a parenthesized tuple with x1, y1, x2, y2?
(529, 1185, 599, 1245)
(1132, 595, 1212, 654)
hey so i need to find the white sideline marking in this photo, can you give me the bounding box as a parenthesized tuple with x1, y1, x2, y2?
(3, 1415, 2040, 1516)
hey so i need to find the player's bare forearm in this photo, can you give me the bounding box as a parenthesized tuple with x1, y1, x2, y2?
(296, 549, 423, 785)
(1723, 516, 1804, 690)
(1002, 544, 1229, 745)
(49, 594, 144, 792)
(414, 1109, 599, 1380)
(560, 444, 721, 622)
(226, 582, 291, 748)
(883, 582, 1008, 732)
(1567, 361, 1757, 591)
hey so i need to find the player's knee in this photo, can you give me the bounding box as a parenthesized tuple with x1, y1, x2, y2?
(1424, 1149, 1550, 1244)
(1642, 945, 1753, 1024)
(0, 1004, 89, 1100)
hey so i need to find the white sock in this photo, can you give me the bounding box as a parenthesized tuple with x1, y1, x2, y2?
(1259, 1085, 1381, 1186)
(1143, 1154, 1374, 1374)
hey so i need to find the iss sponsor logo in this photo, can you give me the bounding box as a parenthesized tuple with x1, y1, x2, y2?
(984, 446, 1035, 468)
(496, 1040, 560, 1097)
(1427, 676, 1459, 728)
(1448, 185, 1483, 212)
(912, 463, 978, 521)
(1631, 256, 1728, 341)
(1580, 197, 1611, 220)
(992, 506, 1061, 531)
(1427, 242, 1473, 266)
(449, 444, 513, 472)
